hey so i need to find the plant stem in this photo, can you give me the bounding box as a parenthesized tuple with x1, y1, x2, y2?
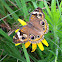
(53, 26, 58, 62)
(22, 43, 30, 62)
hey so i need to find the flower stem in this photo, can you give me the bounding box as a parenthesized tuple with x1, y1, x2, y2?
(22, 43, 30, 62)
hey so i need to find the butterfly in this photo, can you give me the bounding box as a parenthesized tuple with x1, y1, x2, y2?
(13, 7, 49, 44)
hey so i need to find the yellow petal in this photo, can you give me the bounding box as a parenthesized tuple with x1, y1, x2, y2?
(15, 43, 21, 46)
(15, 28, 20, 33)
(15, 19, 27, 33)
(25, 41, 31, 48)
(37, 42, 44, 51)
(31, 43, 37, 52)
(42, 39, 49, 47)
(18, 19, 27, 26)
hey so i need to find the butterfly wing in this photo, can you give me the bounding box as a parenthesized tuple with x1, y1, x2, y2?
(29, 7, 49, 35)
(13, 23, 44, 44)
(13, 26, 29, 44)
(29, 7, 45, 21)
(13, 7, 49, 44)
(28, 7, 49, 43)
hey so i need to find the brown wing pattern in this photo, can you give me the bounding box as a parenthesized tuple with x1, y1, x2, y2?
(13, 7, 49, 44)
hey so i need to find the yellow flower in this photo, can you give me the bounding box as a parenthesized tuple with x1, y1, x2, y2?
(14, 19, 49, 52)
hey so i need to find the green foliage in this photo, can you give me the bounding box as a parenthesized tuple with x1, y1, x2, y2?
(0, 0, 62, 62)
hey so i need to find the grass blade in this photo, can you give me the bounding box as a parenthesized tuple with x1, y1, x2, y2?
(51, 0, 56, 14)
(38, 1, 44, 8)
(0, 29, 26, 62)
(44, 0, 53, 18)
(22, 43, 30, 62)
(1, 0, 19, 21)
(20, 0, 29, 21)
(32, 1, 38, 8)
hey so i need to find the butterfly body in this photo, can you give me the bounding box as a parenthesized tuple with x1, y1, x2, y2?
(13, 7, 49, 44)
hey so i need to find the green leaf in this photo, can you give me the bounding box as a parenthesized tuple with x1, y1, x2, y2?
(0, 10, 6, 17)
(51, 0, 56, 14)
(57, 0, 61, 16)
(60, 1, 62, 12)
(0, 29, 26, 62)
(51, 0, 57, 24)
(0, 0, 19, 21)
(38, 1, 44, 8)
(0, 29, 12, 42)
(29, 53, 38, 62)
(22, 43, 30, 62)
(15, 0, 22, 9)
(57, 30, 62, 35)
(32, 1, 38, 8)
(44, 0, 53, 18)
(43, 10, 53, 25)
(20, 0, 29, 21)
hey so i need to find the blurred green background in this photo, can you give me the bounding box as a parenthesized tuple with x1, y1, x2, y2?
(0, 0, 62, 62)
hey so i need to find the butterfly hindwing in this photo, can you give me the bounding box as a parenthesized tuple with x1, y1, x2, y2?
(13, 26, 28, 44)
(29, 7, 49, 36)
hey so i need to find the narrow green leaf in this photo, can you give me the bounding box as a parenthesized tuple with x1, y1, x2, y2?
(0, 10, 6, 16)
(44, 0, 53, 18)
(48, 50, 56, 56)
(0, 29, 26, 62)
(1, 0, 19, 21)
(15, 0, 22, 9)
(32, 1, 38, 8)
(38, 1, 44, 8)
(57, 21, 62, 26)
(60, 1, 62, 12)
(37, 48, 44, 59)
(22, 43, 30, 62)
(29, 53, 38, 62)
(0, 1, 5, 13)
(57, 30, 62, 35)
(0, 29, 12, 42)
(51, 0, 56, 14)
(43, 10, 53, 25)
(20, 0, 29, 21)
(57, 0, 61, 16)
